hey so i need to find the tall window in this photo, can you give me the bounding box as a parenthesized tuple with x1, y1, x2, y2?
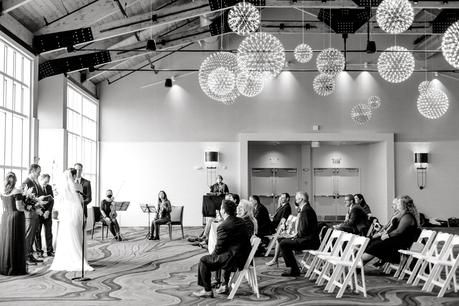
(66, 84, 98, 202)
(0, 33, 32, 184)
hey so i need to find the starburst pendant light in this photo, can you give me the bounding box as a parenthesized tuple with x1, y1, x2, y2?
(377, 45, 415, 83)
(316, 48, 345, 77)
(294, 44, 313, 64)
(313, 74, 335, 96)
(237, 32, 286, 80)
(376, 0, 414, 34)
(228, 2, 260, 36)
(368, 96, 382, 110)
(417, 87, 449, 119)
(441, 21, 459, 69)
(418, 80, 431, 93)
(351, 104, 372, 125)
(236, 71, 264, 97)
(199, 52, 240, 104)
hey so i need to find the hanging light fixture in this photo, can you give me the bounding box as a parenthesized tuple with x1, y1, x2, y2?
(316, 48, 345, 77)
(417, 87, 449, 119)
(441, 21, 459, 69)
(377, 45, 415, 83)
(236, 71, 264, 97)
(418, 80, 432, 93)
(294, 7, 313, 64)
(313, 74, 335, 96)
(376, 0, 414, 34)
(199, 52, 240, 104)
(351, 104, 372, 125)
(237, 32, 286, 80)
(368, 95, 382, 110)
(228, 2, 261, 36)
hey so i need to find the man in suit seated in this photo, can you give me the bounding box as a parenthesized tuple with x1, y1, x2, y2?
(192, 200, 251, 298)
(279, 191, 320, 277)
(271, 193, 292, 233)
(334, 194, 370, 236)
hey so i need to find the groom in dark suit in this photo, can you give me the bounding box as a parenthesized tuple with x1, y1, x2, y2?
(23, 164, 45, 264)
(74, 163, 92, 218)
(35, 173, 55, 257)
(193, 200, 251, 297)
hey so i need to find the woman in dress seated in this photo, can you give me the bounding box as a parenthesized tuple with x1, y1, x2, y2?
(237, 199, 258, 237)
(148, 191, 172, 240)
(354, 193, 372, 216)
(362, 195, 421, 265)
(265, 215, 297, 266)
(0, 172, 26, 275)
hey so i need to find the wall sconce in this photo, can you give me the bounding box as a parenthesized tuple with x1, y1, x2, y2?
(414, 153, 428, 190)
(205, 151, 219, 187)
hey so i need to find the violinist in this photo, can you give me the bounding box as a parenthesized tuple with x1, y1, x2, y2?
(100, 189, 122, 241)
(148, 190, 172, 240)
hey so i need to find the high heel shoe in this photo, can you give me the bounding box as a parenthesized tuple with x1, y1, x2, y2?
(265, 259, 278, 267)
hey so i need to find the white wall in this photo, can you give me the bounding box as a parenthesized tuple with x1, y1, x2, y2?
(99, 142, 239, 226)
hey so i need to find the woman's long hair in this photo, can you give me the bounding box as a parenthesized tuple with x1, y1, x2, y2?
(354, 194, 368, 208)
(238, 199, 258, 234)
(250, 195, 261, 206)
(399, 195, 421, 227)
(3, 172, 16, 195)
(158, 190, 168, 204)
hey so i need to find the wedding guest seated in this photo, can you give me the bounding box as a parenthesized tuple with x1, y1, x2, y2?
(237, 199, 258, 237)
(192, 200, 251, 297)
(354, 193, 372, 216)
(0, 172, 27, 275)
(362, 195, 421, 265)
(334, 194, 369, 236)
(271, 193, 292, 232)
(225, 193, 240, 205)
(209, 175, 229, 195)
(250, 195, 273, 246)
(279, 191, 320, 277)
(100, 189, 122, 241)
(148, 191, 172, 240)
(265, 215, 297, 267)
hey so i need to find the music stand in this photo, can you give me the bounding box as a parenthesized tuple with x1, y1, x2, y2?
(140, 204, 156, 238)
(113, 201, 130, 226)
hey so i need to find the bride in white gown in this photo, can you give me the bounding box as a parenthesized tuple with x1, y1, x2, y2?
(50, 168, 93, 271)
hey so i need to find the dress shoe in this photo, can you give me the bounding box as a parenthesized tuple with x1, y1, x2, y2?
(152, 236, 159, 240)
(265, 259, 278, 267)
(192, 289, 214, 298)
(281, 269, 300, 277)
(187, 237, 199, 243)
(215, 285, 228, 294)
(47, 252, 55, 257)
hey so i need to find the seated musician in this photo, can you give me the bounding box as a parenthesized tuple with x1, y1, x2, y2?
(100, 189, 122, 241)
(148, 190, 172, 240)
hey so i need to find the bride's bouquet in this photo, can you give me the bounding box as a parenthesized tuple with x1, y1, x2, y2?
(22, 186, 47, 212)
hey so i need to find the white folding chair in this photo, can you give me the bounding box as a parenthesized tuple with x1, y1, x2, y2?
(418, 235, 459, 297)
(406, 232, 453, 284)
(306, 229, 344, 279)
(264, 218, 286, 257)
(301, 227, 332, 273)
(384, 229, 436, 277)
(323, 235, 370, 298)
(228, 237, 261, 300)
(315, 232, 354, 286)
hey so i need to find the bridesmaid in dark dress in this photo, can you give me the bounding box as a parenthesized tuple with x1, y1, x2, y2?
(0, 172, 27, 275)
(362, 195, 421, 265)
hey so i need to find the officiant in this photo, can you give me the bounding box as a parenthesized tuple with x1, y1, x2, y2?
(100, 189, 122, 241)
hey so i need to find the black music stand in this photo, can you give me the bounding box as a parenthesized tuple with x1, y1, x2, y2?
(140, 204, 156, 239)
(114, 201, 130, 226)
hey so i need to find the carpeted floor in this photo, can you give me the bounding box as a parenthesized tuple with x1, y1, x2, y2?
(0, 227, 458, 306)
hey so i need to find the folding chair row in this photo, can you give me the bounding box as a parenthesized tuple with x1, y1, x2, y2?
(264, 218, 286, 257)
(301, 228, 370, 298)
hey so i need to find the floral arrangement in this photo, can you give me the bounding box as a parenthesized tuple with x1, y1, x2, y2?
(22, 186, 46, 212)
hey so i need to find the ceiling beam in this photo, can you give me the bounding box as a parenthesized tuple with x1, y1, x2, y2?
(0, 13, 33, 45)
(1, 0, 36, 14)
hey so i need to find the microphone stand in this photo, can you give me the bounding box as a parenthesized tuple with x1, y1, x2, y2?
(72, 192, 90, 282)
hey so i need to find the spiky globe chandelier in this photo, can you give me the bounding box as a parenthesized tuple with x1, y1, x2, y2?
(313, 74, 335, 96)
(236, 71, 264, 97)
(316, 48, 345, 77)
(368, 96, 382, 110)
(294, 43, 313, 63)
(228, 2, 260, 36)
(417, 87, 449, 119)
(377, 45, 415, 83)
(441, 21, 459, 69)
(237, 32, 286, 80)
(351, 104, 372, 125)
(376, 0, 414, 34)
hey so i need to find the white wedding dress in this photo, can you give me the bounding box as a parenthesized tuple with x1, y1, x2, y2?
(50, 170, 93, 272)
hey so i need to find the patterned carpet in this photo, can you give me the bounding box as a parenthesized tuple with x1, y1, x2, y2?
(0, 227, 458, 306)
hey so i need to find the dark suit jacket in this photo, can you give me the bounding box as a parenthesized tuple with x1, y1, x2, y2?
(272, 203, 292, 232)
(40, 184, 54, 213)
(77, 177, 92, 217)
(296, 203, 320, 249)
(254, 202, 273, 237)
(23, 177, 44, 218)
(213, 216, 251, 271)
(337, 204, 369, 235)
